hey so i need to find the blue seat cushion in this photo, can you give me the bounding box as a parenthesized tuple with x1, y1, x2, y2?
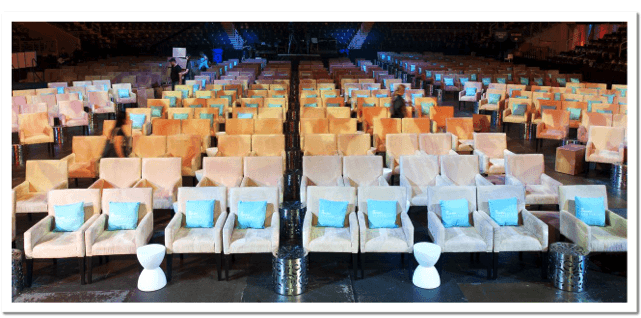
(53, 202, 85, 232)
(165, 96, 177, 107)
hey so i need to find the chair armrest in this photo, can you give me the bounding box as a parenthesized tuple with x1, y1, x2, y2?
(24, 215, 54, 258)
(435, 174, 454, 186)
(59, 114, 68, 126)
(300, 176, 309, 206)
(427, 212, 445, 247)
(458, 90, 465, 99)
(125, 178, 141, 188)
(357, 212, 367, 253)
(451, 134, 459, 150)
(522, 209, 548, 251)
(164, 212, 184, 254)
(367, 147, 377, 155)
(477, 211, 501, 251)
(271, 210, 280, 255)
(502, 108, 512, 119)
(606, 210, 627, 238)
(560, 210, 591, 251)
(475, 174, 493, 186)
(399, 174, 413, 201)
(472, 211, 494, 252)
(479, 98, 488, 106)
(505, 175, 524, 186)
(503, 149, 515, 157)
(540, 173, 562, 193)
(474, 149, 489, 174)
(302, 210, 313, 252)
(335, 177, 344, 186)
(85, 214, 107, 256)
(401, 213, 414, 252)
(585, 141, 595, 160)
(135, 212, 154, 248)
(536, 122, 546, 138)
(342, 176, 352, 187)
(62, 153, 76, 167)
(205, 147, 219, 157)
(13, 181, 31, 197)
(448, 149, 458, 155)
(348, 212, 359, 253)
(213, 211, 228, 254)
(52, 180, 68, 190)
(377, 175, 389, 186)
(222, 213, 237, 254)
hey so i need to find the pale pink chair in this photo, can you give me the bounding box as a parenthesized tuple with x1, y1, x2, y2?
(58, 100, 90, 135)
(505, 153, 562, 206)
(446, 117, 475, 152)
(535, 110, 570, 152)
(134, 158, 182, 209)
(585, 126, 626, 169)
(473, 133, 512, 175)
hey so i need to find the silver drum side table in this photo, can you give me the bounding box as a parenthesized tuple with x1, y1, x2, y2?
(272, 245, 308, 296)
(548, 242, 589, 292)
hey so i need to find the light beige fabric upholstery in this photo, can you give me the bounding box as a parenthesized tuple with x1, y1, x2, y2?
(207, 134, 251, 157)
(63, 136, 108, 179)
(504, 153, 561, 205)
(446, 117, 475, 152)
(357, 186, 413, 253)
(400, 154, 439, 206)
(473, 133, 509, 175)
(130, 135, 168, 158)
(385, 133, 420, 175)
(167, 134, 202, 176)
(134, 158, 182, 209)
(337, 134, 375, 156)
(18, 112, 54, 146)
(585, 126, 626, 164)
(241, 156, 284, 198)
(418, 133, 457, 156)
(89, 158, 141, 191)
(196, 157, 243, 188)
(301, 156, 344, 205)
(303, 187, 358, 253)
(14, 160, 68, 213)
(342, 155, 388, 187)
(303, 134, 338, 156)
(438, 155, 492, 186)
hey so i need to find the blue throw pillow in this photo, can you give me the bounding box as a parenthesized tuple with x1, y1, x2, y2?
(117, 89, 129, 99)
(53, 202, 85, 232)
(245, 103, 258, 108)
(221, 95, 232, 105)
(273, 87, 285, 91)
(325, 94, 337, 98)
(185, 200, 215, 228)
(367, 200, 398, 229)
(542, 105, 556, 111)
(488, 197, 519, 226)
(151, 106, 163, 118)
(488, 93, 501, 104)
(307, 94, 318, 98)
(507, 74, 513, 81)
(564, 98, 578, 102)
(554, 93, 562, 101)
(250, 95, 263, 99)
(129, 113, 146, 129)
(189, 104, 202, 108)
(596, 109, 612, 114)
(435, 74, 442, 81)
(426, 71, 432, 77)
(512, 103, 527, 116)
(471, 74, 477, 81)
(534, 78, 543, 85)
(107, 202, 139, 231)
(302, 87, 314, 91)
(465, 87, 477, 96)
(268, 103, 281, 108)
(556, 78, 566, 86)
(304, 103, 317, 107)
(421, 102, 434, 115)
(56, 86, 65, 94)
(327, 103, 340, 107)
(440, 199, 470, 228)
(587, 100, 602, 112)
(317, 199, 348, 228)
(179, 89, 189, 99)
(538, 97, 550, 101)
(173, 113, 189, 120)
(319, 87, 331, 91)
(602, 94, 616, 103)
(363, 103, 376, 107)
(165, 96, 177, 107)
(515, 96, 528, 99)
(376, 94, 387, 98)
(575, 196, 605, 227)
(520, 77, 529, 85)
(356, 94, 368, 98)
(200, 113, 215, 126)
(615, 88, 626, 97)
(460, 78, 469, 85)
(568, 107, 582, 120)
(193, 84, 200, 91)
(210, 104, 225, 115)
(570, 78, 580, 83)
(482, 78, 491, 85)
(237, 201, 267, 229)
(497, 78, 506, 84)
(237, 113, 253, 119)
(444, 78, 454, 86)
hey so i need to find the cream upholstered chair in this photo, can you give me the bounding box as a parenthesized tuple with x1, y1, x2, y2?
(125, 108, 153, 136)
(342, 155, 389, 188)
(196, 157, 244, 189)
(402, 118, 432, 134)
(58, 100, 90, 134)
(14, 160, 68, 215)
(303, 134, 338, 156)
(167, 134, 202, 179)
(476, 185, 548, 279)
(479, 89, 506, 122)
(89, 158, 142, 192)
(63, 136, 108, 186)
(458, 81, 483, 110)
(88, 91, 116, 119)
(133, 158, 182, 209)
(426, 185, 493, 278)
(337, 133, 376, 156)
(130, 135, 168, 158)
(85, 188, 153, 284)
(303, 186, 359, 278)
(251, 134, 286, 165)
(505, 153, 561, 206)
(585, 126, 626, 168)
(254, 118, 283, 135)
(385, 133, 420, 177)
(300, 156, 344, 206)
(357, 186, 413, 279)
(559, 185, 626, 253)
(437, 155, 493, 186)
(206, 135, 251, 157)
(373, 118, 401, 152)
(400, 154, 440, 206)
(446, 117, 475, 152)
(165, 187, 227, 281)
(223, 187, 279, 280)
(23, 189, 101, 286)
(473, 133, 512, 175)
(577, 112, 612, 144)
(328, 118, 357, 134)
(181, 119, 212, 153)
(111, 83, 137, 106)
(241, 156, 284, 200)
(502, 98, 532, 134)
(418, 133, 458, 156)
(18, 112, 55, 156)
(535, 110, 570, 152)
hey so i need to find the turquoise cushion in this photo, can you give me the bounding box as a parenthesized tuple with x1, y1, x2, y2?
(534, 78, 543, 85)
(237, 113, 253, 119)
(615, 88, 626, 97)
(251, 95, 263, 99)
(507, 74, 513, 81)
(383, 102, 391, 107)
(440, 199, 470, 228)
(245, 103, 258, 108)
(444, 78, 454, 86)
(327, 103, 340, 107)
(273, 95, 286, 98)
(564, 99, 579, 102)
(508, 88, 519, 96)
(435, 74, 442, 81)
(421, 102, 434, 115)
(107, 202, 139, 231)
(489, 197, 519, 226)
(304, 103, 317, 107)
(367, 86, 377, 90)
(200, 113, 215, 126)
(77, 92, 83, 100)
(117, 89, 129, 98)
(514, 96, 528, 99)
(497, 78, 506, 84)
(512, 103, 527, 116)
(488, 93, 501, 104)
(426, 71, 432, 77)
(542, 105, 556, 111)
(56, 87, 65, 94)
(465, 87, 477, 96)
(221, 95, 232, 105)
(268, 103, 281, 108)
(411, 93, 423, 104)
(173, 113, 188, 120)
(568, 107, 582, 120)
(319, 87, 331, 91)
(307, 94, 318, 98)
(210, 104, 225, 116)
(363, 103, 376, 107)
(376, 94, 387, 98)
(556, 78, 566, 86)
(193, 84, 200, 91)
(151, 106, 163, 118)
(273, 87, 285, 91)
(482, 78, 491, 85)
(179, 89, 189, 99)
(200, 79, 206, 88)
(189, 104, 202, 108)
(302, 87, 314, 91)
(185, 200, 215, 228)
(571, 87, 578, 94)
(53, 202, 85, 232)
(317, 199, 348, 228)
(471, 74, 477, 81)
(520, 77, 529, 85)
(554, 93, 562, 101)
(539, 97, 550, 100)
(570, 78, 580, 83)
(587, 100, 602, 112)
(129, 114, 146, 129)
(237, 201, 267, 229)
(356, 94, 368, 98)
(325, 94, 337, 98)
(575, 196, 605, 226)
(596, 109, 612, 114)
(459, 78, 469, 85)
(602, 94, 616, 103)
(536, 89, 546, 92)
(165, 96, 177, 107)
(367, 200, 398, 229)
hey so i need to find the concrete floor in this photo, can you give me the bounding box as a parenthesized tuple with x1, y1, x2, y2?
(11, 94, 627, 303)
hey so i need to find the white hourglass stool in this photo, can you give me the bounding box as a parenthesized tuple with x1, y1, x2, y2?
(412, 242, 441, 289)
(137, 244, 167, 292)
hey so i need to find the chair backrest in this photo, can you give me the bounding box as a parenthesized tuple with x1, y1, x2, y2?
(386, 133, 419, 158)
(252, 134, 284, 157)
(168, 107, 194, 120)
(72, 136, 107, 163)
(243, 156, 283, 186)
(326, 107, 350, 119)
(302, 155, 342, 185)
(131, 135, 167, 158)
(504, 153, 544, 185)
(25, 160, 68, 193)
(446, 117, 474, 140)
(476, 185, 526, 217)
(541, 109, 570, 129)
(182, 98, 208, 108)
(141, 157, 182, 190)
(300, 118, 329, 134)
(99, 158, 142, 188)
(430, 106, 455, 129)
(88, 91, 110, 107)
(418, 133, 453, 155)
(400, 154, 439, 186)
(20, 103, 48, 115)
(336, 133, 371, 156)
(473, 133, 507, 158)
(343, 155, 383, 186)
(303, 134, 337, 156)
(229, 187, 279, 227)
(426, 186, 476, 218)
(612, 114, 626, 129)
(217, 134, 252, 157)
(254, 118, 283, 135)
(151, 119, 181, 136)
(176, 187, 227, 222)
(300, 107, 326, 119)
(402, 118, 431, 134)
(181, 119, 210, 139)
(307, 186, 356, 226)
(588, 126, 626, 151)
(202, 156, 244, 186)
(328, 118, 357, 134)
(58, 100, 85, 119)
(558, 185, 608, 215)
(166, 134, 201, 171)
(226, 118, 254, 135)
(18, 112, 51, 138)
(257, 107, 284, 119)
(439, 155, 480, 186)
(363, 107, 390, 129)
(357, 186, 406, 223)
(47, 189, 101, 220)
(102, 188, 152, 225)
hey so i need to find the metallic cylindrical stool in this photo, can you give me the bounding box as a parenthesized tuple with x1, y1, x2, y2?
(285, 135, 301, 151)
(523, 123, 533, 140)
(285, 149, 302, 171)
(53, 126, 64, 145)
(283, 170, 302, 202)
(561, 139, 581, 146)
(12, 249, 24, 298)
(548, 242, 589, 292)
(273, 245, 308, 296)
(88, 112, 96, 128)
(436, 89, 443, 103)
(284, 120, 299, 135)
(279, 201, 306, 242)
(611, 164, 627, 190)
(12, 144, 23, 166)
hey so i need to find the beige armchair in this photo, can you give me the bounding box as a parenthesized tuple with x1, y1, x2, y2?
(476, 185, 548, 279)
(23, 189, 101, 286)
(303, 134, 338, 156)
(342, 155, 389, 187)
(14, 160, 68, 215)
(89, 158, 142, 192)
(125, 108, 153, 136)
(111, 83, 137, 106)
(18, 112, 55, 156)
(206, 134, 251, 158)
(418, 133, 458, 157)
(134, 158, 182, 209)
(63, 136, 108, 186)
(223, 187, 279, 280)
(88, 91, 116, 119)
(85, 188, 153, 283)
(130, 135, 169, 158)
(301, 156, 344, 206)
(337, 133, 376, 156)
(577, 112, 612, 144)
(167, 134, 202, 179)
(303, 186, 358, 278)
(585, 126, 626, 167)
(165, 187, 228, 281)
(241, 156, 284, 200)
(559, 185, 626, 253)
(505, 153, 561, 206)
(502, 99, 532, 134)
(58, 100, 90, 134)
(385, 133, 421, 176)
(400, 154, 440, 206)
(196, 157, 243, 190)
(473, 133, 512, 175)
(357, 186, 413, 279)
(426, 185, 493, 278)
(535, 110, 570, 152)
(437, 155, 493, 186)
(446, 117, 475, 152)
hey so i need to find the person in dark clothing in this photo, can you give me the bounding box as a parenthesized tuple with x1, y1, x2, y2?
(391, 84, 407, 118)
(169, 57, 188, 90)
(102, 112, 130, 158)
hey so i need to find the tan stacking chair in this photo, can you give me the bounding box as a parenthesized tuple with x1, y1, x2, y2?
(63, 136, 108, 185)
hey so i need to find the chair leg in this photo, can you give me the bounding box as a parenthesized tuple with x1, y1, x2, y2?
(87, 256, 93, 284)
(486, 253, 492, 279)
(28, 214, 32, 222)
(216, 253, 222, 281)
(359, 252, 365, 279)
(25, 258, 33, 287)
(541, 252, 548, 279)
(352, 253, 358, 280)
(75, 178, 79, 188)
(225, 254, 230, 281)
(166, 254, 173, 283)
(79, 257, 86, 285)
(493, 252, 499, 280)
(519, 251, 523, 261)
